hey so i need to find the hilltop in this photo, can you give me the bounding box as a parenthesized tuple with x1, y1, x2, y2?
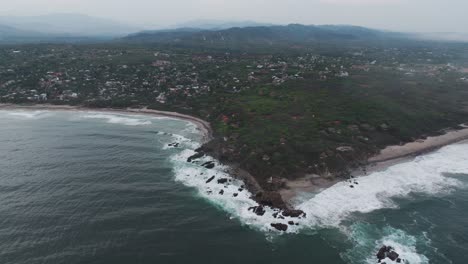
(122, 24, 403, 46)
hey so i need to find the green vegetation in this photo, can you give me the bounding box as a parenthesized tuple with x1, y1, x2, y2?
(1, 40, 468, 190)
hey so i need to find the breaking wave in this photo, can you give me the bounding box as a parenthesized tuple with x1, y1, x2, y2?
(165, 126, 468, 235)
(342, 223, 431, 264)
(78, 112, 152, 126)
(170, 148, 307, 233)
(1, 110, 53, 119)
(296, 143, 468, 228)
(167, 126, 468, 232)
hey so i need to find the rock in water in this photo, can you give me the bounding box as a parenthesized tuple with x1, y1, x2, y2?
(248, 206, 266, 216)
(377, 246, 389, 261)
(376, 246, 400, 262)
(187, 152, 205, 162)
(217, 178, 228, 184)
(205, 176, 215, 183)
(270, 223, 288, 231)
(219, 190, 224, 195)
(387, 251, 399, 261)
(282, 209, 306, 218)
(201, 161, 215, 169)
(255, 191, 286, 208)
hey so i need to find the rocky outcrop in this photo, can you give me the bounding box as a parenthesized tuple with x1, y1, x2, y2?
(205, 176, 215, 183)
(217, 178, 228, 184)
(387, 251, 399, 261)
(377, 246, 388, 261)
(270, 223, 288, 231)
(248, 206, 266, 216)
(282, 209, 306, 218)
(187, 152, 205, 162)
(254, 191, 287, 209)
(376, 245, 401, 263)
(201, 161, 215, 169)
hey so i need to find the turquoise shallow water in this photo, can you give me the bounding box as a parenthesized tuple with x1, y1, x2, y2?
(0, 110, 467, 264)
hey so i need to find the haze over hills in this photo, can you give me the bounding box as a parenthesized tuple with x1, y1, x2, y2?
(171, 19, 275, 30)
(122, 24, 405, 46)
(0, 13, 467, 45)
(0, 13, 141, 37)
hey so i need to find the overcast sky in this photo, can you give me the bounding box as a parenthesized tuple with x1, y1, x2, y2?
(1, 0, 467, 33)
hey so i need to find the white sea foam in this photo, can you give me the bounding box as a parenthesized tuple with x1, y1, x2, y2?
(162, 133, 201, 150)
(78, 113, 152, 126)
(167, 138, 468, 234)
(169, 148, 308, 233)
(182, 121, 200, 135)
(343, 223, 430, 264)
(371, 232, 429, 264)
(296, 143, 468, 228)
(2, 110, 53, 119)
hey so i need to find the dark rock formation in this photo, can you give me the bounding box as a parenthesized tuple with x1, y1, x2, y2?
(202, 161, 215, 169)
(205, 176, 215, 183)
(376, 246, 400, 263)
(377, 246, 389, 261)
(187, 152, 205, 162)
(255, 191, 287, 209)
(219, 190, 224, 195)
(248, 206, 266, 216)
(217, 178, 228, 184)
(282, 209, 306, 218)
(387, 251, 399, 261)
(270, 223, 288, 231)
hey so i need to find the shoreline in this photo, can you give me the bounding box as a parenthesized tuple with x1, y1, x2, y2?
(3, 103, 468, 209)
(280, 125, 468, 205)
(368, 125, 468, 164)
(0, 104, 213, 143)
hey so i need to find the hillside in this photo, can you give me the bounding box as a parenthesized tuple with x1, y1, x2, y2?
(0, 14, 140, 37)
(122, 24, 402, 46)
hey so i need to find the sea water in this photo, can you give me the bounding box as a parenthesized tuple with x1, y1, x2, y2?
(0, 110, 467, 264)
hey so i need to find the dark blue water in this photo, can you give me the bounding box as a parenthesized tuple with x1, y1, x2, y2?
(0, 110, 467, 264)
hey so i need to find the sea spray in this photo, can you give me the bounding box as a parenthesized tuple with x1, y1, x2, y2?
(169, 148, 307, 233)
(79, 113, 152, 126)
(296, 143, 468, 228)
(341, 223, 431, 264)
(76, 112, 468, 237)
(2, 110, 53, 119)
(166, 123, 468, 234)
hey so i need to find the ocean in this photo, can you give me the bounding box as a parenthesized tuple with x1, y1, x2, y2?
(0, 109, 467, 264)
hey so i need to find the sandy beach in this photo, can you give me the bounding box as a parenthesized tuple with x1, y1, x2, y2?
(368, 126, 468, 163)
(0, 104, 213, 143)
(280, 125, 468, 204)
(3, 103, 468, 208)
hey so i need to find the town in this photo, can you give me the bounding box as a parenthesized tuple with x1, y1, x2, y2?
(1, 42, 468, 189)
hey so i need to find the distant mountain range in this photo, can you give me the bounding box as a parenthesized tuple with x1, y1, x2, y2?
(0, 14, 467, 45)
(171, 19, 275, 30)
(122, 24, 406, 46)
(0, 13, 140, 38)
